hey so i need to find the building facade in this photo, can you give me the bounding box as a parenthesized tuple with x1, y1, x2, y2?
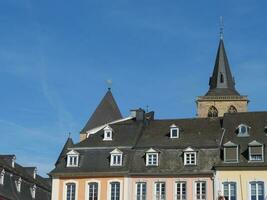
(50, 37, 267, 200)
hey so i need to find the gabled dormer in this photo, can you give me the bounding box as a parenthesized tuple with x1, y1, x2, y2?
(170, 124, 179, 139)
(110, 148, 123, 166)
(15, 177, 22, 192)
(223, 141, 238, 163)
(145, 148, 159, 166)
(66, 150, 79, 167)
(237, 124, 250, 137)
(248, 140, 264, 162)
(0, 169, 5, 185)
(103, 125, 113, 141)
(183, 147, 197, 166)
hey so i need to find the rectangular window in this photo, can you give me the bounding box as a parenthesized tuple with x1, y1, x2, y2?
(176, 181, 186, 200)
(223, 182, 236, 200)
(67, 155, 79, 167)
(146, 153, 158, 166)
(155, 182, 166, 200)
(250, 182, 264, 200)
(195, 181, 206, 200)
(66, 183, 76, 200)
(111, 154, 122, 166)
(224, 147, 238, 163)
(110, 182, 120, 200)
(88, 182, 98, 200)
(249, 146, 263, 161)
(136, 182, 146, 200)
(184, 152, 196, 165)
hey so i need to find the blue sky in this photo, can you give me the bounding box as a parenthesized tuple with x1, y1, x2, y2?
(1, 0, 267, 176)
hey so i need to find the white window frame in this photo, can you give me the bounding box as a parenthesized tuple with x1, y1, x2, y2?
(222, 182, 237, 200)
(170, 124, 179, 139)
(103, 125, 113, 141)
(108, 180, 122, 200)
(184, 152, 196, 165)
(249, 181, 265, 200)
(15, 177, 22, 192)
(64, 180, 78, 200)
(110, 154, 123, 166)
(85, 180, 101, 200)
(175, 181, 187, 200)
(194, 181, 206, 200)
(146, 153, 158, 166)
(237, 124, 250, 137)
(0, 169, 5, 185)
(249, 143, 264, 162)
(66, 150, 79, 167)
(136, 182, 147, 200)
(30, 184, 36, 199)
(154, 182, 166, 200)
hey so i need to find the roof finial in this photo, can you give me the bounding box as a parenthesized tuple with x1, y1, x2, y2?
(220, 16, 224, 40)
(106, 79, 112, 91)
(68, 132, 71, 138)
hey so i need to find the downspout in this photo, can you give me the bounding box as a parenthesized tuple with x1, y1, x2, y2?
(213, 171, 216, 200)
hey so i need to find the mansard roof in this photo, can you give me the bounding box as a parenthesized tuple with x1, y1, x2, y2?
(206, 39, 240, 96)
(0, 155, 51, 200)
(81, 89, 122, 133)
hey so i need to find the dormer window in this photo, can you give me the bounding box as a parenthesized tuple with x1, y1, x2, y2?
(110, 148, 123, 166)
(103, 125, 113, 141)
(249, 140, 264, 162)
(237, 124, 250, 137)
(66, 150, 79, 167)
(30, 184, 36, 199)
(146, 148, 159, 166)
(224, 141, 238, 163)
(15, 177, 22, 192)
(0, 169, 5, 185)
(170, 124, 179, 138)
(183, 147, 197, 165)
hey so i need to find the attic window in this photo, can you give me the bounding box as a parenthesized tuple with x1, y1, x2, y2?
(249, 141, 264, 162)
(66, 150, 79, 167)
(183, 147, 197, 165)
(224, 141, 238, 163)
(0, 169, 5, 185)
(146, 148, 159, 166)
(228, 105, 237, 113)
(15, 177, 22, 192)
(110, 148, 123, 166)
(237, 124, 250, 137)
(170, 124, 179, 138)
(30, 184, 36, 199)
(103, 125, 113, 141)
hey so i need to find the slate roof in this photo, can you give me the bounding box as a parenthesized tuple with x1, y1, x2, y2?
(215, 111, 267, 169)
(81, 90, 122, 133)
(206, 39, 240, 96)
(50, 116, 223, 177)
(0, 155, 51, 200)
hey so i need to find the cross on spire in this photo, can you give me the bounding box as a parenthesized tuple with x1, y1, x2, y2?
(220, 16, 224, 40)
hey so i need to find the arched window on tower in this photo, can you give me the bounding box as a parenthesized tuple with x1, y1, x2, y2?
(220, 73, 224, 83)
(228, 105, 237, 113)
(208, 106, 218, 117)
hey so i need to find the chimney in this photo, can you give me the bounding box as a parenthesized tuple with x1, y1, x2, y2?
(130, 108, 145, 121)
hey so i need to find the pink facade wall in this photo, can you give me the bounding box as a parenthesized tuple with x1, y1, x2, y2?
(128, 176, 213, 200)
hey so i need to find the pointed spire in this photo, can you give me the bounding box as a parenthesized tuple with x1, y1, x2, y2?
(81, 89, 122, 132)
(206, 39, 240, 96)
(55, 137, 74, 165)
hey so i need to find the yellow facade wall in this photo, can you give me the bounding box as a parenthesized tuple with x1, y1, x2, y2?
(215, 170, 267, 200)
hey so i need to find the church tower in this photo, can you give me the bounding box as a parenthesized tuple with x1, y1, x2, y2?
(196, 38, 249, 118)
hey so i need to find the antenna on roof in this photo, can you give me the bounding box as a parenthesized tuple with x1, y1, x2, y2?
(146, 105, 149, 112)
(107, 79, 112, 91)
(219, 16, 224, 40)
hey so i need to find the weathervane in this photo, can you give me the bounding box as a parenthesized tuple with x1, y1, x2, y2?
(220, 16, 224, 40)
(107, 79, 112, 90)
